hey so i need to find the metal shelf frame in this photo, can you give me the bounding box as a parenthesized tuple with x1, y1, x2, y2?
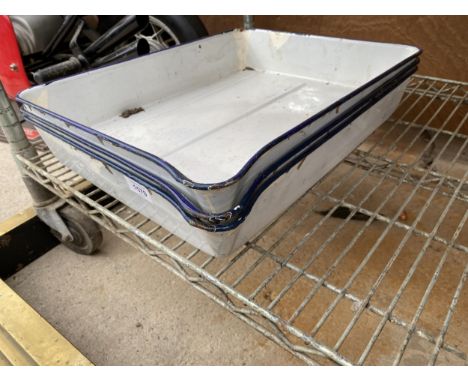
(15, 75, 468, 365)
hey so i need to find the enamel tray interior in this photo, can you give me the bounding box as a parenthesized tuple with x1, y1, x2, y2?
(19, 29, 420, 184)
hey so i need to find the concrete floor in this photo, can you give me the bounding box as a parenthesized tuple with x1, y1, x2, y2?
(7, 231, 301, 365)
(0, 142, 32, 221)
(1, 141, 300, 365)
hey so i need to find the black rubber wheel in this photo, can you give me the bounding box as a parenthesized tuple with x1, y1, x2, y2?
(135, 16, 208, 53)
(56, 205, 103, 255)
(150, 16, 208, 43)
(97, 16, 207, 44)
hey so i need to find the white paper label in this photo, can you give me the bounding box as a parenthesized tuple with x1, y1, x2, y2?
(125, 176, 152, 203)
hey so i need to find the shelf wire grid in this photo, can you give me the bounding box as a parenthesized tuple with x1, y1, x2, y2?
(17, 75, 468, 365)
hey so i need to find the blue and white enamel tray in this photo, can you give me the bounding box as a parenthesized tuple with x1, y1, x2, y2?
(18, 29, 421, 256)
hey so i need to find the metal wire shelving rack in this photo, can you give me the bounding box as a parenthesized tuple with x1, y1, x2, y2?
(16, 75, 468, 365)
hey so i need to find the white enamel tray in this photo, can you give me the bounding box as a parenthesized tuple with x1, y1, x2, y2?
(18, 29, 420, 255)
(18, 30, 420, 221)
(33, 79, 410, 256)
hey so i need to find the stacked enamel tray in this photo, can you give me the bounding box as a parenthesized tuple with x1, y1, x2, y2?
(18, 29, 421, 256)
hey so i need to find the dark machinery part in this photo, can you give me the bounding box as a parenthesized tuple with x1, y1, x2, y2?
(83, 15, 149, 58)
(33, 19, 87, 84)
(68, 18, 86, 57)
(32, 56, 82, 84)
(42, 15, 79, 57)
(32, 15, 150, 84)
(92, 39, 150, 67)
(10, 15, 63, 56)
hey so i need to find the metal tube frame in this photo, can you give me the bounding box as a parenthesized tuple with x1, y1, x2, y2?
(243, 15, 254, 30)
(0, 81, 73, 241)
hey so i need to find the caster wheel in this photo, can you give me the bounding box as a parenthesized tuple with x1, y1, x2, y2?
(56, 205, 103, 255)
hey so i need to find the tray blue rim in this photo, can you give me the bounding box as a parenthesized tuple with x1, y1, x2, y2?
(23, 65, 417, 231)
(17, 29, 422, 191)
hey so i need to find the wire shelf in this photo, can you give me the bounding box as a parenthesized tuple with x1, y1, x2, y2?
(17, 75, 468, 365)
